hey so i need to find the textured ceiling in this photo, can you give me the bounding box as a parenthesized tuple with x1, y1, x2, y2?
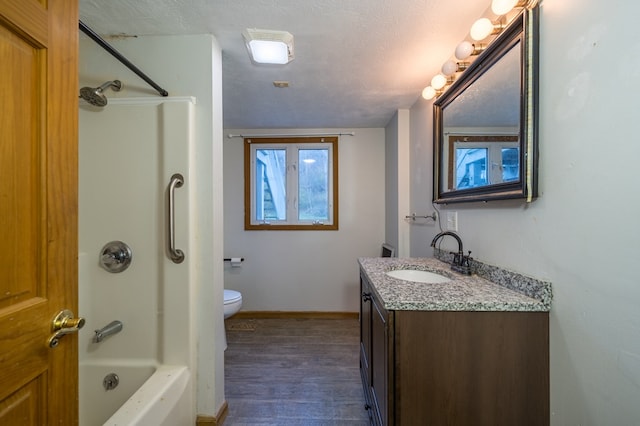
(79, 0, 490, 129)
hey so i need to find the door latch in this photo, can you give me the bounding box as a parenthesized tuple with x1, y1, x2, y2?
(48, 309, 85, 348)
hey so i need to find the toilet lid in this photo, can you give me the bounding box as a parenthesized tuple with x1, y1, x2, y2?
(224, 289, 242, 304)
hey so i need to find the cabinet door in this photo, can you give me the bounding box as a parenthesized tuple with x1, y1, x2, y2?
(360, 274, 372, 383)
(371, 297, 388, 425)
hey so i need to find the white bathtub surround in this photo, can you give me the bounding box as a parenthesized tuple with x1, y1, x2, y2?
(79, 98, 197, 425)
(80, 34, 225, 421)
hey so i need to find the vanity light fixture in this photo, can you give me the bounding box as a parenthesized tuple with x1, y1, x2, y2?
(421, 0, 537, 101)
(431, 74, 448, 90)
(422, 86, 437, 100)
(442, 60, 470, 76)
(243, 28, 294, 64)
(470, 17, 505, 41)
(454, 41, 485, 60)
(491, 0, 538, 15)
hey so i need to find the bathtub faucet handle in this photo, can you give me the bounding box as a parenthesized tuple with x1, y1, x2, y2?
(99, 241, 133, 273)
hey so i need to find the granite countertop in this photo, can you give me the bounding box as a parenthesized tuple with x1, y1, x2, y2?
(358, 257, 550, 312)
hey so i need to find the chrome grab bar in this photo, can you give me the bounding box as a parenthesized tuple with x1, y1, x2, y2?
(167, 173, 185, 263)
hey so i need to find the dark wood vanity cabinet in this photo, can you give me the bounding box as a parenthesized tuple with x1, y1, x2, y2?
(359, 272, 549, 426)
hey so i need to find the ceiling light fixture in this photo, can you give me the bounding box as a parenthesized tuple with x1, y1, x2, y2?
(243, 28, 294, 64)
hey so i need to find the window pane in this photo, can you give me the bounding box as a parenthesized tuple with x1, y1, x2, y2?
(456, 148, 487, 189)
(501, 147, 519, 182)
(255, 149, 286, 221)
(298, 149, 329, 221)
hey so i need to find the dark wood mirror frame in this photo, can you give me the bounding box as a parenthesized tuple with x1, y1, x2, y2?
(433, 7, 539, 204)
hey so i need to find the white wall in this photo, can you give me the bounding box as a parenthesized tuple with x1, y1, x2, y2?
(409, 0, 640, 423)
(385, 110, 412, 257)
(79, 34, 225, 418)
(409, 94, 438, 257)
(223, 128, 385, 312)
(385, 115, 400, 252)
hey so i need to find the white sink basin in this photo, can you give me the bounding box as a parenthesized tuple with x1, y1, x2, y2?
(386, 269, 451, 283)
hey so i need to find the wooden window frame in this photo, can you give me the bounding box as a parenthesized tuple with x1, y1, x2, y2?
(244, 136, 339, 230)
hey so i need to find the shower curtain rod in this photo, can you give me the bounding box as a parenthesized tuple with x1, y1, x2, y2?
(79, 21, 169, 97)
(227, 132, 355, 138)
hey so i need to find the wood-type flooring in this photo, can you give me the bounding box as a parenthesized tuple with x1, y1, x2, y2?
(224, 317, 370, 425)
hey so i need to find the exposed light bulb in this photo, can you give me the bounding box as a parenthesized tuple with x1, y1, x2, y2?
(455, 41, 474, 60)
(491, 0, 519, 15)
(442, 60, 459, 76)
(431, 74, 447, 90)
(470, 18, 495, 41)
(422, 86, 436, 100)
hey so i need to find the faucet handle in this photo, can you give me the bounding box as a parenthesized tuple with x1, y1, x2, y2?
(463, 251, 473, 266)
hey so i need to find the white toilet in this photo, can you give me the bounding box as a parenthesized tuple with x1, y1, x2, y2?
(223, 289, 243, 319)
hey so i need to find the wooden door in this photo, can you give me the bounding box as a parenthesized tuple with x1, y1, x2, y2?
(0, 0, 79, 424)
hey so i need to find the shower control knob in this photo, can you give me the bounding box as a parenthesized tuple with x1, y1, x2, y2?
(99, 240, 133, 273)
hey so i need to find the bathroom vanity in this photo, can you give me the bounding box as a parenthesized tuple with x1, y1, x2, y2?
(359, 257, 550, 426)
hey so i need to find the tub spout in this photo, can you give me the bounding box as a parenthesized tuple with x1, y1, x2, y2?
(94, 320, 123, 343)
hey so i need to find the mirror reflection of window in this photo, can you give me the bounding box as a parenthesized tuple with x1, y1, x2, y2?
(449, 136, 519, 190)
(501, 147, 519, 182)
(456, 148, 487, 189)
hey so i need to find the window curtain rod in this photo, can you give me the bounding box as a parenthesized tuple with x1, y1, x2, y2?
(227, 132, 355, 138)
(79, 20, 169, 97)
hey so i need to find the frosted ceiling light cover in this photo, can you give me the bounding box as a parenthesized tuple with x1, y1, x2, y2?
(422, 86, 436, 100)
(243, 29, 294, 64)
(455, 41, 474, 60)
(470, 18, 494, 41)
(491, 0, 519, 15)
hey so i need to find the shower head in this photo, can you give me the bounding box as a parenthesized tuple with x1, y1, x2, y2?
(79, 80, 122, 107)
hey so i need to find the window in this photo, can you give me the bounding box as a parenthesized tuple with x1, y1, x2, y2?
(244, 137, 338, 230)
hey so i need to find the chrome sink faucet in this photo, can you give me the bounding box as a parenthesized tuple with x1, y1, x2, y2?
(430, 231, 473, 275)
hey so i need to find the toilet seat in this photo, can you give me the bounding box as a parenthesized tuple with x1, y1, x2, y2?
(224, 289, 242, 305)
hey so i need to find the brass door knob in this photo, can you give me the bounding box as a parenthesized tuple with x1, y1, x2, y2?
(48, 309, 85, 348)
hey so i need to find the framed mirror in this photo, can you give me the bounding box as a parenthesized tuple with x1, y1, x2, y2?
(433, 7, 539, 204)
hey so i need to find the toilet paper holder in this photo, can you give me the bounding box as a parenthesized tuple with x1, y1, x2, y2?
(224, 257, 244, 267)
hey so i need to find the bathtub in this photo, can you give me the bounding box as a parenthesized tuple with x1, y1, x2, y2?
(79, 97, 196, 425)
(79, 360, 190, 426)
(103, 365, 190, 426)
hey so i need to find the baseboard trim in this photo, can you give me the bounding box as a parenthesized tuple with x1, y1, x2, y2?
(196, 401, 228, 425)
(232, 311, 358, 320)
